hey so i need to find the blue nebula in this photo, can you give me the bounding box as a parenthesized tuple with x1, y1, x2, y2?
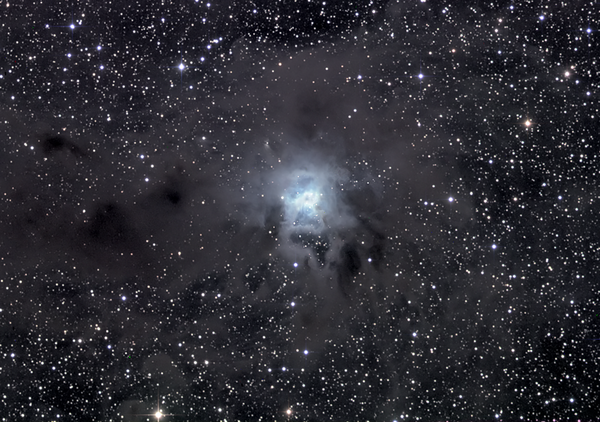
(284, 175, 324, 230)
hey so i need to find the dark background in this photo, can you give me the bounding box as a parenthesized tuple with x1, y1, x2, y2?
(1, 0, 599, 421)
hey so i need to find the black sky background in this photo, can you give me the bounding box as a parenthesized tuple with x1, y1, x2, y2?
(1, 0, 600, 421)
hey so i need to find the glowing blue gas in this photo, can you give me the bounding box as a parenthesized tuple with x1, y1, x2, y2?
(283, 175, 325, 231)
(277, 161, 355, 238)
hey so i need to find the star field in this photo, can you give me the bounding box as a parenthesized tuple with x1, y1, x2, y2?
(1, 0, 600, 421)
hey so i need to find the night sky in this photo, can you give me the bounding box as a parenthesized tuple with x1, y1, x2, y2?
(1, 0, 600, 421)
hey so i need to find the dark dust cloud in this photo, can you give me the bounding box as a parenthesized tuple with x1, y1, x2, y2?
(1, 0, 600, 421)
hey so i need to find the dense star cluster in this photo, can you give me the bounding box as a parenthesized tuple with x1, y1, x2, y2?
(1, 0, 600, 421)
